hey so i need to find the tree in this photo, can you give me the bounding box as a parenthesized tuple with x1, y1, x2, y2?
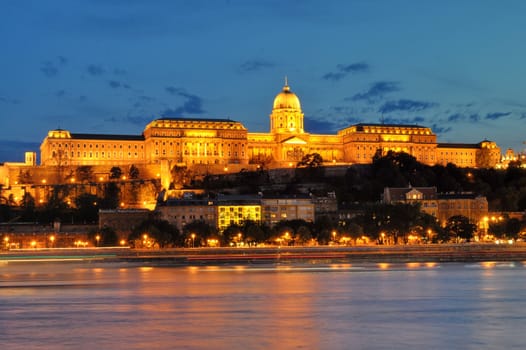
(89, 226, 119, 246)
(109, 166, 123, 179)
(297, 153, 323, 168)
(76, 166, 94, 183)
(445, 215, 477, 242)
(182, 220, 218, 247)
(129, 219, 182, 248)
(75, 193, 100, 223)
(129, 164, 140, 179)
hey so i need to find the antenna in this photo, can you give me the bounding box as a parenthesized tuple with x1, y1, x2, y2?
(285, 76, 288, 87)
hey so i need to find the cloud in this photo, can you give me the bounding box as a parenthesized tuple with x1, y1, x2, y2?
(240, 60, 275, 72)
(348, 81, 400, 102)
(378, 99, 437, 114)
(485, 111, 511, 120)
(322, 61, 369, 81)
(87, 64, 105, 76)
(469, 114, 480, 122)
(432, 124, 452, 134)
(304, 117, 338, 134)
(40, 56, 67, 78)
(40, 61, 59, 77)
(382, 116, 426, 125)
(55, 89, 66, 97)
(162, 86, 205, 116)
(0, 96, 19, 104)
(108, 80, 131, 89)
(447, 113, 463, 122)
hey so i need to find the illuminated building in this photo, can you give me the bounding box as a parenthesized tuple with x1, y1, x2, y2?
(1, 79, 502, 200)
(38, 80, 500, 175)
(383, 185, 488, 227)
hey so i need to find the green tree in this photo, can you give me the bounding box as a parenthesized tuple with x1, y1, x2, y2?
(74, 193, 100, 223)
(76, 166, 94, 183)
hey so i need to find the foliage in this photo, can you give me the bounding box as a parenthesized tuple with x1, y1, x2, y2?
(445, 215, 477, 242)
(129, 164, 140, 179)
(109, 166, 122, 179)
(89, 226, 119, 246)
(182, 220, 218, 247)
(129, 219, 182, 248)
(76, 166, 94, 183)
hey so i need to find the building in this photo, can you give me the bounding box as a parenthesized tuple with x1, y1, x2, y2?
(260, 194, 315, 227)
(383, 185, 488, 227)
(1, 80, 502, 206)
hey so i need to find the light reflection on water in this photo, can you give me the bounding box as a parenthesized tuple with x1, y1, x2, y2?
(1, 261, 526, 350)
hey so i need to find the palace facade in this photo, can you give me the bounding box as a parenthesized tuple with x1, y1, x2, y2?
(39, 81, 501, 174)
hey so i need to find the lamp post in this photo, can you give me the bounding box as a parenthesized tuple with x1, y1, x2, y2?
(191, 233, 196, 248)
(95, 235, 100, 247)
(49, 235, 55, 248)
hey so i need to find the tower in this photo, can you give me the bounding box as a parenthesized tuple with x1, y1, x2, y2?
(269, 78, 304, 135)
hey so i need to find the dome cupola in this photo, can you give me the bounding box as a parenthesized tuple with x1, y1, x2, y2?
(272, 77, 301, 110)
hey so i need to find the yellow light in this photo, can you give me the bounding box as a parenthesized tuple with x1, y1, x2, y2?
(99, 176, 104, 181)
(49, 235, 55, 242)
(31, 240, 37, 248)
(120, 202, 125, 207)
(70, 177, 75, 183)
(120, 239, 126, 246)
(41, 179, 47, 184)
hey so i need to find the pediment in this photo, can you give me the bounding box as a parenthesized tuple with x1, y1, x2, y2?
(281, 136, 307, 145)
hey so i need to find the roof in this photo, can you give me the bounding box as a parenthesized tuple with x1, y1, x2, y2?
(353, 123, 428, 129)
(70, 133, 144, 141)
(153, 117, 239, 123)
(437, 192, 483, 200)
(384, 186, 438, 201)
(437, 143, 479, 149)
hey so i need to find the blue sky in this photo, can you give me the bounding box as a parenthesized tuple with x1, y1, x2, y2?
(1, 0, 526, 162)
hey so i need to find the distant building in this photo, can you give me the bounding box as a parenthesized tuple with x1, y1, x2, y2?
(383, 185, 488, 226)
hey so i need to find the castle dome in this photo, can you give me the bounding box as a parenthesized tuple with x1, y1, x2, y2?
(273, 79, 301, 110)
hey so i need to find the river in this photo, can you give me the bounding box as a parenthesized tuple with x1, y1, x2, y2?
(1, 260, 526, 349)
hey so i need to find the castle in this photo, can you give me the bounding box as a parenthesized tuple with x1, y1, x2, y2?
(2, 80, 501, 194)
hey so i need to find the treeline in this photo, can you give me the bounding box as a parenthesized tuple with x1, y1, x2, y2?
(335, 151, 526, 211)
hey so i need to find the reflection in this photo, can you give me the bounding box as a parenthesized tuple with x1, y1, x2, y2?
(378, 263, 390, 269)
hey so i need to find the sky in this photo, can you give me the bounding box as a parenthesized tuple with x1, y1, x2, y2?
(1, 0, 526, 162)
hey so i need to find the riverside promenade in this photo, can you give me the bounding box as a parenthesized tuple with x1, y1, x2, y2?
(2, 244, 526, 265)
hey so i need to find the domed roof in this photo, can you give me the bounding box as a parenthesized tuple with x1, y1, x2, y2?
(273, 79, 301, 110)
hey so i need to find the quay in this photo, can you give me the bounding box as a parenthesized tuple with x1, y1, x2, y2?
(2, 244, 526, 265)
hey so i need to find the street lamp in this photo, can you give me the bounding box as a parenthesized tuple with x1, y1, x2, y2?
(49, 235, 55, 248)
(191, 233, 196, 248)
(95, 235, 100, 247)
(332, 230, 337, 242)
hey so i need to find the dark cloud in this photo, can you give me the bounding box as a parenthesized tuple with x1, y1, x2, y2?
(40, 61, 59, 77)
(240, 60, 275, 72)
(304, 117, 337, 134)
(485, 112, 511, 120)
(39, 57, 67, 78)
(322, 61, 369, 81)
(87, 64, 105, 76)
(447, 113, 463, 122)
(58, 56, 68, 65)
(108, 80, 131, 89)
(378, 99, 437, 114)
(382, 116, 426, 125)
(163, 86, 205, 116)
(337, 62, 369, 73)
(348, 81, 400, 102)
(0, 96, 19, 104)
(432, 124, 452, 134)
(469, 114, 480, 122)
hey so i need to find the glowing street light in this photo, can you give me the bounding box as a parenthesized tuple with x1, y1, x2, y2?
(191, 233, 196, 248)
(49, 235, 55, 247)
(95, 235, 101, 247)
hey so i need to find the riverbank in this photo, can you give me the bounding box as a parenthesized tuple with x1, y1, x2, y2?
(2, 243, 526, 265)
